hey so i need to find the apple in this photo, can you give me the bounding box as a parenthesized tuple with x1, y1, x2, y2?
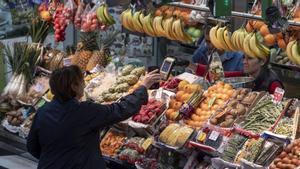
(193, 29, 202, 38)
(187, 27, 196, 35)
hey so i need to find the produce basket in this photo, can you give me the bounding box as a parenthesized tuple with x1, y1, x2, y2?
(128, 89, 172, 134)
(239, 159, 264, 169)
(211, 157, 242, 169)
(223, 77, 254, 89)
(233, 94, 288, 138)
(207, 91, 264, 130)
(99, 128, 127, 157)
(154, 124, 195, 152)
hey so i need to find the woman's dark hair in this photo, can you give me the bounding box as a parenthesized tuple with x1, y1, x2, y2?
(49, 65, 84, 102)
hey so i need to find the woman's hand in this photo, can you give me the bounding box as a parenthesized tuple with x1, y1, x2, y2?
(141, 69, 161, 89)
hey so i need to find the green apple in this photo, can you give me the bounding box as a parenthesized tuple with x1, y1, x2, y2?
(187, 27, 196, 36)
(192, 29, 202, 38)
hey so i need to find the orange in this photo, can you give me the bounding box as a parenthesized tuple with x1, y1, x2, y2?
(190, 84, 201, 93)
(253, 21, 265, 30)
(40, 11, 52, 21)
(155, 10, 162, 16)
(181, 93, 191, 102)
(178, 80, 189, 91)
(169, 99, 176, 109)
(173, 101, 182, 110)
(224, 83, 232, 90)
(166, 109, 175, 119)
(182, 85, 190, 93)
(264, 34, 276, 47)
(191, 114, 201, 121)
(277, 39, 287, 50)
(201, 103, 209, 111)
(259, 25, 270, 36)
(276, 32, 283, 39)
(195, 108, 203, 116)
(246, 22, 254, 32)
(226, 89, 234, 97)
(176, 91, 185, 101)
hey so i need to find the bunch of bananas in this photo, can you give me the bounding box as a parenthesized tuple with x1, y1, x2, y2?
(241, 32, 270, 60)
(209, 25, 270, 60)
(209, 25, 237, 51)
(286, 40, 300, 66)
(120, 9, 193, 43)
(96, 4, 116, 26)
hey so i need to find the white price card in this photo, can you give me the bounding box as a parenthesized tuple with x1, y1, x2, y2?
(63, 57, 72, 67)
(272, 87, 285, 104)
(34, 82, 44, 93)
(155, 88, 163, 100)
(209, 131, 220, 141)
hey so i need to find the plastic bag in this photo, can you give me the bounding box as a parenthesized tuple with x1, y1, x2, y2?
(54, 4, 67, 42)
(63, 0, 77, 24)
(81, 3, 100, 32)
(74, 2, 85, 28)
(190, 0, 208, 23)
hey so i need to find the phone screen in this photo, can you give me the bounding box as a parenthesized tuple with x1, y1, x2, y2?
(161, 61, 171, 72)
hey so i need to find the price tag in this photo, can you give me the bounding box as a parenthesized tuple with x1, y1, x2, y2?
(34, 82, 44, 93)
(63, 57, 72, 67)
(272, 87, 285, 104)
(209, 131, 220, 141)
(34, 99, 46, 110)
(155, 88, 163, 100)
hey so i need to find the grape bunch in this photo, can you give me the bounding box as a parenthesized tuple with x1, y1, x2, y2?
(54, 5, 67, 42)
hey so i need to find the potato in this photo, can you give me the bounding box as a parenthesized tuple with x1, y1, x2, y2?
(276, 162, 284, 168)
(236, 104, 246, 115)
(269, 164, 276, 169)
(282, 157, 291, 164)
(225, 115, 234, 120)
(273, 158, 281, 164)
(248, 93, 257, 102)
(285, 144, 293, 153)
(210, 118, 218, 125)
(6, 111, 17, 116)
(7, 115, 13, 123)
(17, 116, 25, 121)
(240, 88, 249, 95)
(236, 94, 244, 100)
(10, 118, 18, 126)
(279, 151, 287, 158)
(227, 100, 238, 107)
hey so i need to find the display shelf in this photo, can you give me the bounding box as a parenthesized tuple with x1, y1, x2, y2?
(103, 155, 136, 169)
(188, 141, 218, 156)
(169, 2, 300, 27)
(0, 126, 26, 150)
(270, 62, 300, 73)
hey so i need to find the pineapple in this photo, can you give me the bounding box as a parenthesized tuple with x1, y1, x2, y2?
(86, 31, 119, 71)
(72, 32, 99, 70)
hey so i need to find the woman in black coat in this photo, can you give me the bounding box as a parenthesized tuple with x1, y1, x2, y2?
(27, 65, 161, 169)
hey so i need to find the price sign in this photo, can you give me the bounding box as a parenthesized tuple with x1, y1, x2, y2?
(63, 57, 72, 67)
(34, 82, 44, 93)
(272, 87, 285, 104)
(209, 131, 220, 141)
(155, 88, 163, 100)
